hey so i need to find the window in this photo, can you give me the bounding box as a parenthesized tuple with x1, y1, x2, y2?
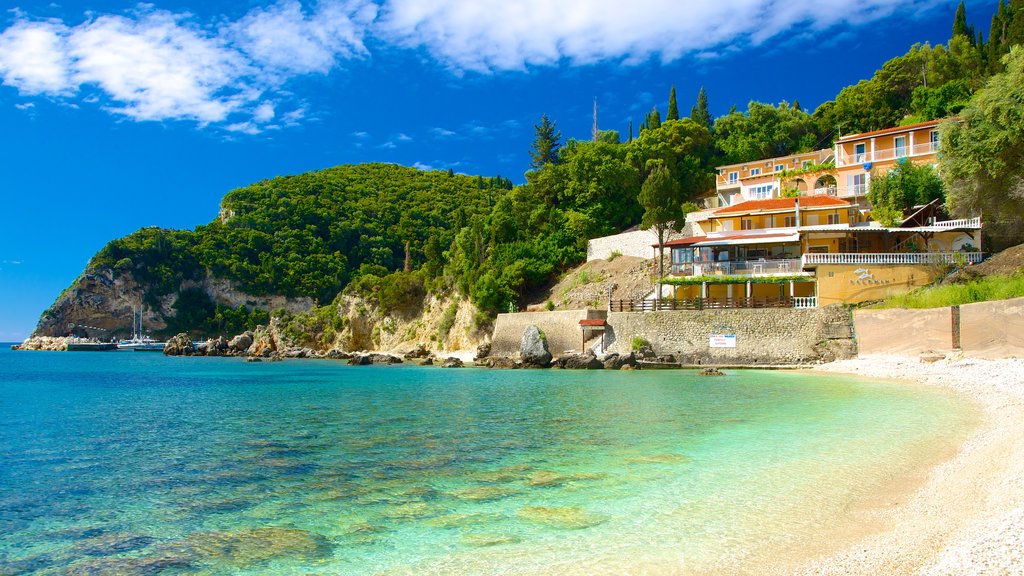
(894, 136, 908, 158)
(749, 184, 775, 199)
(741, 218, 753, 230)
(808, 245, 830, 253)
(854, 143, 866, 163)
(930, 130, 939, 151)
(775, 164, 785, 173)
(848, 173, 867, 195)
(728, 171, 738, 184)
(784, 216, 797, 227)
(827, 213, 840, 225)
(750, 168, 761, 176)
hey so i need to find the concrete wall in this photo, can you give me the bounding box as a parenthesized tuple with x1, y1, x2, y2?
(817, 263, 935, 306)
(604, 305, 854, 364)
(855, 297, 1024, 358)
(587, 229, 657, 262)
(491, 310, 606, 357)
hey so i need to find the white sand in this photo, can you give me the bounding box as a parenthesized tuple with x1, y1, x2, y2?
(783, 354, 1024, 575)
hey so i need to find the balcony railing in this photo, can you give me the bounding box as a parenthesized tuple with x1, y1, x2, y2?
(838, 141, 939, 167)
(671, 258, 803, 277)
(609, 297, 813, 312)
(811, 186, 837, 197)
(931, 217, 982, 229)
(802, 252, 983, 265)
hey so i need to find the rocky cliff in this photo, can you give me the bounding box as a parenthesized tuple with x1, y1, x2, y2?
(33, 267, 313, 339)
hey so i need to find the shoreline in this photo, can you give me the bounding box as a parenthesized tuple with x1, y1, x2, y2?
(778, 354, 1024, 575)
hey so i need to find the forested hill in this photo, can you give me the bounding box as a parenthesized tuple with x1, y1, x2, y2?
(76, 164, 509, 329)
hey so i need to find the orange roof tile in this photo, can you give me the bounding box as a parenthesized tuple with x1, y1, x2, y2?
(714, 196, 851, 215)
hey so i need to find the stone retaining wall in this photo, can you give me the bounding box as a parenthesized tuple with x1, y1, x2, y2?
(855, 297, 1024, 358)
(604, 305, 855, 364)
(491, 310, 606, 358)
(586, 229, 658, 261)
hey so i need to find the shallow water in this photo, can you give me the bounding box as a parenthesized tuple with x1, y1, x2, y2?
(0, 348, 974, 575)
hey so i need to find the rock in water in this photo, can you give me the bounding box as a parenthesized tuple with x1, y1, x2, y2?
(552, 354, 603, 369)
(520, 325, 551, 368)
(441, 357, 464, 368)
(228, 332, 253, 354)
(603, 352, 639, 370)
(164, 333, 195, 356)
(698, 367, 726, 376)
(474, 342, 492, 361)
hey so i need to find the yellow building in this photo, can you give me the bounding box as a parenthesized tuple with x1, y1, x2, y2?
(833, 119, 943, 202)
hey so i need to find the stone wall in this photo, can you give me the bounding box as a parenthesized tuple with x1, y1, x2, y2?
(604, 305, 855, 364)
(587, 229, 658, 262)
(855, 297, 1024, 358)
(491, 310, 606, 358)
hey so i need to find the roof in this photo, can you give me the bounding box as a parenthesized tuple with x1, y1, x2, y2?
(578, 319, 607, 327)
(836, 119, 946, 143)
(714, 196, 851, 216)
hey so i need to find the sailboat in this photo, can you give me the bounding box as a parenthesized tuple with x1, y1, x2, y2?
(117, 307, 166, 352)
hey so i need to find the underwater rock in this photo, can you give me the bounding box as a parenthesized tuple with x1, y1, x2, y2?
(461, 533, 521, 547)
(517, 506, 607, 530)
(163, 527, 331, 568)
(71, 532, 156, 556)
(451, 486, 519, 501)
(698, 367, 726, 376)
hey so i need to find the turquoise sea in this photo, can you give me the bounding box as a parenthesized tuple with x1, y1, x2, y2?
(0, 347, 975, 575)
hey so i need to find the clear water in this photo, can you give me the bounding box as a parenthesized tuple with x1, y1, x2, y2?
(0, 347, 975, 575)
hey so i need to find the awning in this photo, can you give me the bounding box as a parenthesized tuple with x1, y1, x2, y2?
(693, 233, 800, 247)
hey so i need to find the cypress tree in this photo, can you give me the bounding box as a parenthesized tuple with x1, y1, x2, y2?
(646, 107, 662, 130)
(529, 114, 561, 170)
(690, 86, 712, 131)
(667, 85, 680, 121)
(953, 2, 971, 41)
(628, 120, 634, 143)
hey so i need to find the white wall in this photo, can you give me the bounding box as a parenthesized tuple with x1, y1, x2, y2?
(587, 229, 658, 262)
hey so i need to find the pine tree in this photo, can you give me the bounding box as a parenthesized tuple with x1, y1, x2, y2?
(646, 107, 662, 131)
(667, 85, 680, 121)
(690, 86, 712, 131)
(529, 114, 561, 170)
(953, 2, 972, 41)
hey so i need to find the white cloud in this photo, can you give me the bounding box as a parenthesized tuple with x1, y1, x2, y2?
(431, 127, 456, 137)
(0, 20, 72, 94)
(377, 0, 941, 72)
(352, 130, 369, 137)
(0, 1, 374, 129)
(229, 0, 376, 77)
(396, 132, 412, 141)
(15, 102, 35, 110)
(412, 161, 433, 171)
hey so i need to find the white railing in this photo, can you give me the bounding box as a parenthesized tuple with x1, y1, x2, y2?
(671, 258, 803, 276)
(811, 186, 837, 197)
(793, 297, 818, 309)
(838, 141, 939, 167)
(802, 252, 983, 265)
(931, 217, 982, 229)
(835, 184, 867, 197)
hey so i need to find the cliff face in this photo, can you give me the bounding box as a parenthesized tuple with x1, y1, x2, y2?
(33, 267, 314, 339)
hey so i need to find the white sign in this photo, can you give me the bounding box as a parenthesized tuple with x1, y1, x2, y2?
(709, 334, 736, 348)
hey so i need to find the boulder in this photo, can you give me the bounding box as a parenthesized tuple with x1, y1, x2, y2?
(348, 355, 371, 366)
(698, 367, 726, 376)
(483, 357, 519, 369)
(368, 353, 402, 365)
(419, 357, 434, 366)
(403, 345, 430, 359)
(228, 332, 253, 354)
(441, 357, 464, 368)
(520, 325, 551, 368)
(603, 352, 639, 370)
(325, 349, 352, 360)
(553, 354, 603, 370)
(634, 342, 656, 360)
(474, 342, 492, 361)
(163, 333, 195, 356)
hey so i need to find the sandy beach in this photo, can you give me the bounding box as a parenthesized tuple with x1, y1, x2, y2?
(779, 354, 1024, 575)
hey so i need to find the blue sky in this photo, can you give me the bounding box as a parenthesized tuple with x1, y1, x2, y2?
(0, 0, 997, 340)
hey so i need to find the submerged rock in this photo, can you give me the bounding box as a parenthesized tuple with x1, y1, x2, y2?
(461, 533, 521, 547)
(451, 486, 519, 501)
(517, 506, 607, 530)
(162, 527, 331, 568)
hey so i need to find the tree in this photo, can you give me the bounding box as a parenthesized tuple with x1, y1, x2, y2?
(941, 45, 1024, 246)
(667, 85, 680, 121)
(639, 161, 686, 301)
(953, 2, 973, 43)
(714, 101, 818, 164)
(690, 86, 712, 131)
(867, 160, 945, 226)
(529, 114, 561, 170)
(641, 107, 662, 132)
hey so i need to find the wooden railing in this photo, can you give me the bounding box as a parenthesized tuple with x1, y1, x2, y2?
(609, 297, 809, 312)
(802, 252, 983, 265)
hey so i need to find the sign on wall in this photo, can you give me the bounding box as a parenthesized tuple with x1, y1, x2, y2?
(709, 334, 737, 348)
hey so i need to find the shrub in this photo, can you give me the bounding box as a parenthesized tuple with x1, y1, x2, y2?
(607, 251, 622, 262)
(631, 336, 650, 350)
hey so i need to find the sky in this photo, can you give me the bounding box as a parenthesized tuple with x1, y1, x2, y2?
(0, 0, 998, 340)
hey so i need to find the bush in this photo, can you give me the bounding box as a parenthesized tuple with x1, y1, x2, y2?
(607, 251, 622, 262)
(438, 302, 458, 342)
(631, 336, 650, 350)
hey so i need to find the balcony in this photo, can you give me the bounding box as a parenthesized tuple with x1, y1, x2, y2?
(609, 296, 817, 312)
(810, 186, 837, 197)
(671, 258, 803, 277)
(802, 252, 983, 266)
(838, 141, 939, 167)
